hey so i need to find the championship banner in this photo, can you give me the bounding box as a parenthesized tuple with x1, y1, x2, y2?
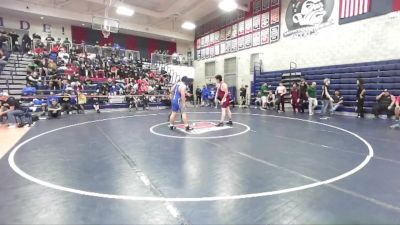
(245, 18, 253, 34)
(253, 15, 261, 30)
(238, 21, 245, 36)
(231, 38, 238, 52)
(270, 25, 280, 43)
(261, 28, 270, 45)
(252, 31, 261, 47)
(238, 36, 245, 50)
(261, 12, 270, 29)
(231, 23, 238, 38)
(245, 33, 252, 48)
(215, 44, 220, 56)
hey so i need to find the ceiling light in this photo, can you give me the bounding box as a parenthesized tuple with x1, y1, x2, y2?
(218, 0, 238, 12)
(181, 21, 196, 30)
(116, 6, 134, 16)
(40, 16, 44, 20)
(82, 23, 85, 26)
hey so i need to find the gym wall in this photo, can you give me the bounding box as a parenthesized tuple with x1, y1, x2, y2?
(193, 0, 400, 91)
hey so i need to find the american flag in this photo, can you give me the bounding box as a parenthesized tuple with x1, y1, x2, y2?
(339, 0, 371, 18)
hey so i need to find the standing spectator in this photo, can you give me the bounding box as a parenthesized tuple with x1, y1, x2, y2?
(47, 99, 62, 119)
(395, 95, 400, 121)
(201, 85, 209, 106)
(260, 83, 269, 110)
(208, 88, 216, 108)
(356, 78, 366, 118)
(320, 78, 334, 119)
(372, 89, 396, 119)
(307, 82, 318, 116)
(291, 83, 301, 113)
(275, 82, 287, 112)
(195, 86, 202, 106)
(331, 90, 344, 113)
(240, 85, 248, 107)
(299, 79, 308, 113)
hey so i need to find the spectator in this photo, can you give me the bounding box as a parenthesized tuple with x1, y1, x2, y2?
(254, 91, 262, 109)
(331, 90, 344, 113)
(299, 79, 308, 113)
(291, 83, 301, 113)
(266, 90, 276, 110)
(320, 78, 334, 119)
(275, 82, 287, 112)
(240, 85, 248, 107)
(0, 49, 7, 70)
(208, 88, 216, 108)
(372, 89, 396, 119)
(356, 78, 366, 118)
(26, 70, 40, 89)
(60, 90, 72, 115)
(201, 85, 209, 106)
(47, 99, 62, 119)
(92, 93, 101, 113)
(260, 83, 269, 110)
(395, 95, 400, 121)
(195, 86, 202, 106)
(0, 95, 24, 127)
(307, 82, 318, 116)
(40, 91, 57, 116)
(49, 74, 62, 90)
(77, 92, 87, 114)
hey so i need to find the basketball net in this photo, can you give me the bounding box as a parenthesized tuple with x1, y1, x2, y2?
(102, 28, 111, 38)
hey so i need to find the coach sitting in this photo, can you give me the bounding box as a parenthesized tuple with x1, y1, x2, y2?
(372, 89, 396, 119)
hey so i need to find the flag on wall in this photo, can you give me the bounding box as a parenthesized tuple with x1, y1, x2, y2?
(339, 0, 371, 19)
(340, 0, 400, 24)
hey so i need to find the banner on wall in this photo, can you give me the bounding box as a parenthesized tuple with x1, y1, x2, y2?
(339, 0, 400, 24)
(238, 21, 245, 36)
(261, 28, 270, 45)
(252, 31, 261, 47)
(245, 18, 253, 34)
(194, 0, 281, 60)
(283, 0, 335, 38)
(261, 12, 270, 28)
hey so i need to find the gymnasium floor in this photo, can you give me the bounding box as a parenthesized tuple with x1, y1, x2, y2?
(1, 108, 400, 224)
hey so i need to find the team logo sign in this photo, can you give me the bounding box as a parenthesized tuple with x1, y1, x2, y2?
(284, 0, 335, 38)
(176, 121, 232, 134)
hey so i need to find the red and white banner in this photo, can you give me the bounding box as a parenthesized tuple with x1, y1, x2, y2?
(340, 0, 371, 18)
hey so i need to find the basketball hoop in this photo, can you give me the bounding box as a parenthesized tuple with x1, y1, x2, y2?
(102, 29, 111, 38)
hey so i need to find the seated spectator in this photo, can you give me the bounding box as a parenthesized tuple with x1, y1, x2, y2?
(47, 99, 62, 119)
(372, 89, 396, 119)
(40, 91, 57, 116)
(0, 94, 24, 127)
(49, 74, 62, 90)
(60, 90, 72, 115)
(331, 90, 344, 113)
(92, 93, 101, 113)
(26, 70, 40, 89)
(266, 90, 276, 110)
(254, 91, 262, 109)
(77, 92, 87, 114)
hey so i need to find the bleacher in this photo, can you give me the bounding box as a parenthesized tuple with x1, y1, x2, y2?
(254, 59, 400, 113)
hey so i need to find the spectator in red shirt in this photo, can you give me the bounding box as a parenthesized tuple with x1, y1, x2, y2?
(395, 96, 400, 121)
(291, 83, 301, 113)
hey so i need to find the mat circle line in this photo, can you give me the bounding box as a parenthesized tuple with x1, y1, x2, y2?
(8, 112, 374, 202)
